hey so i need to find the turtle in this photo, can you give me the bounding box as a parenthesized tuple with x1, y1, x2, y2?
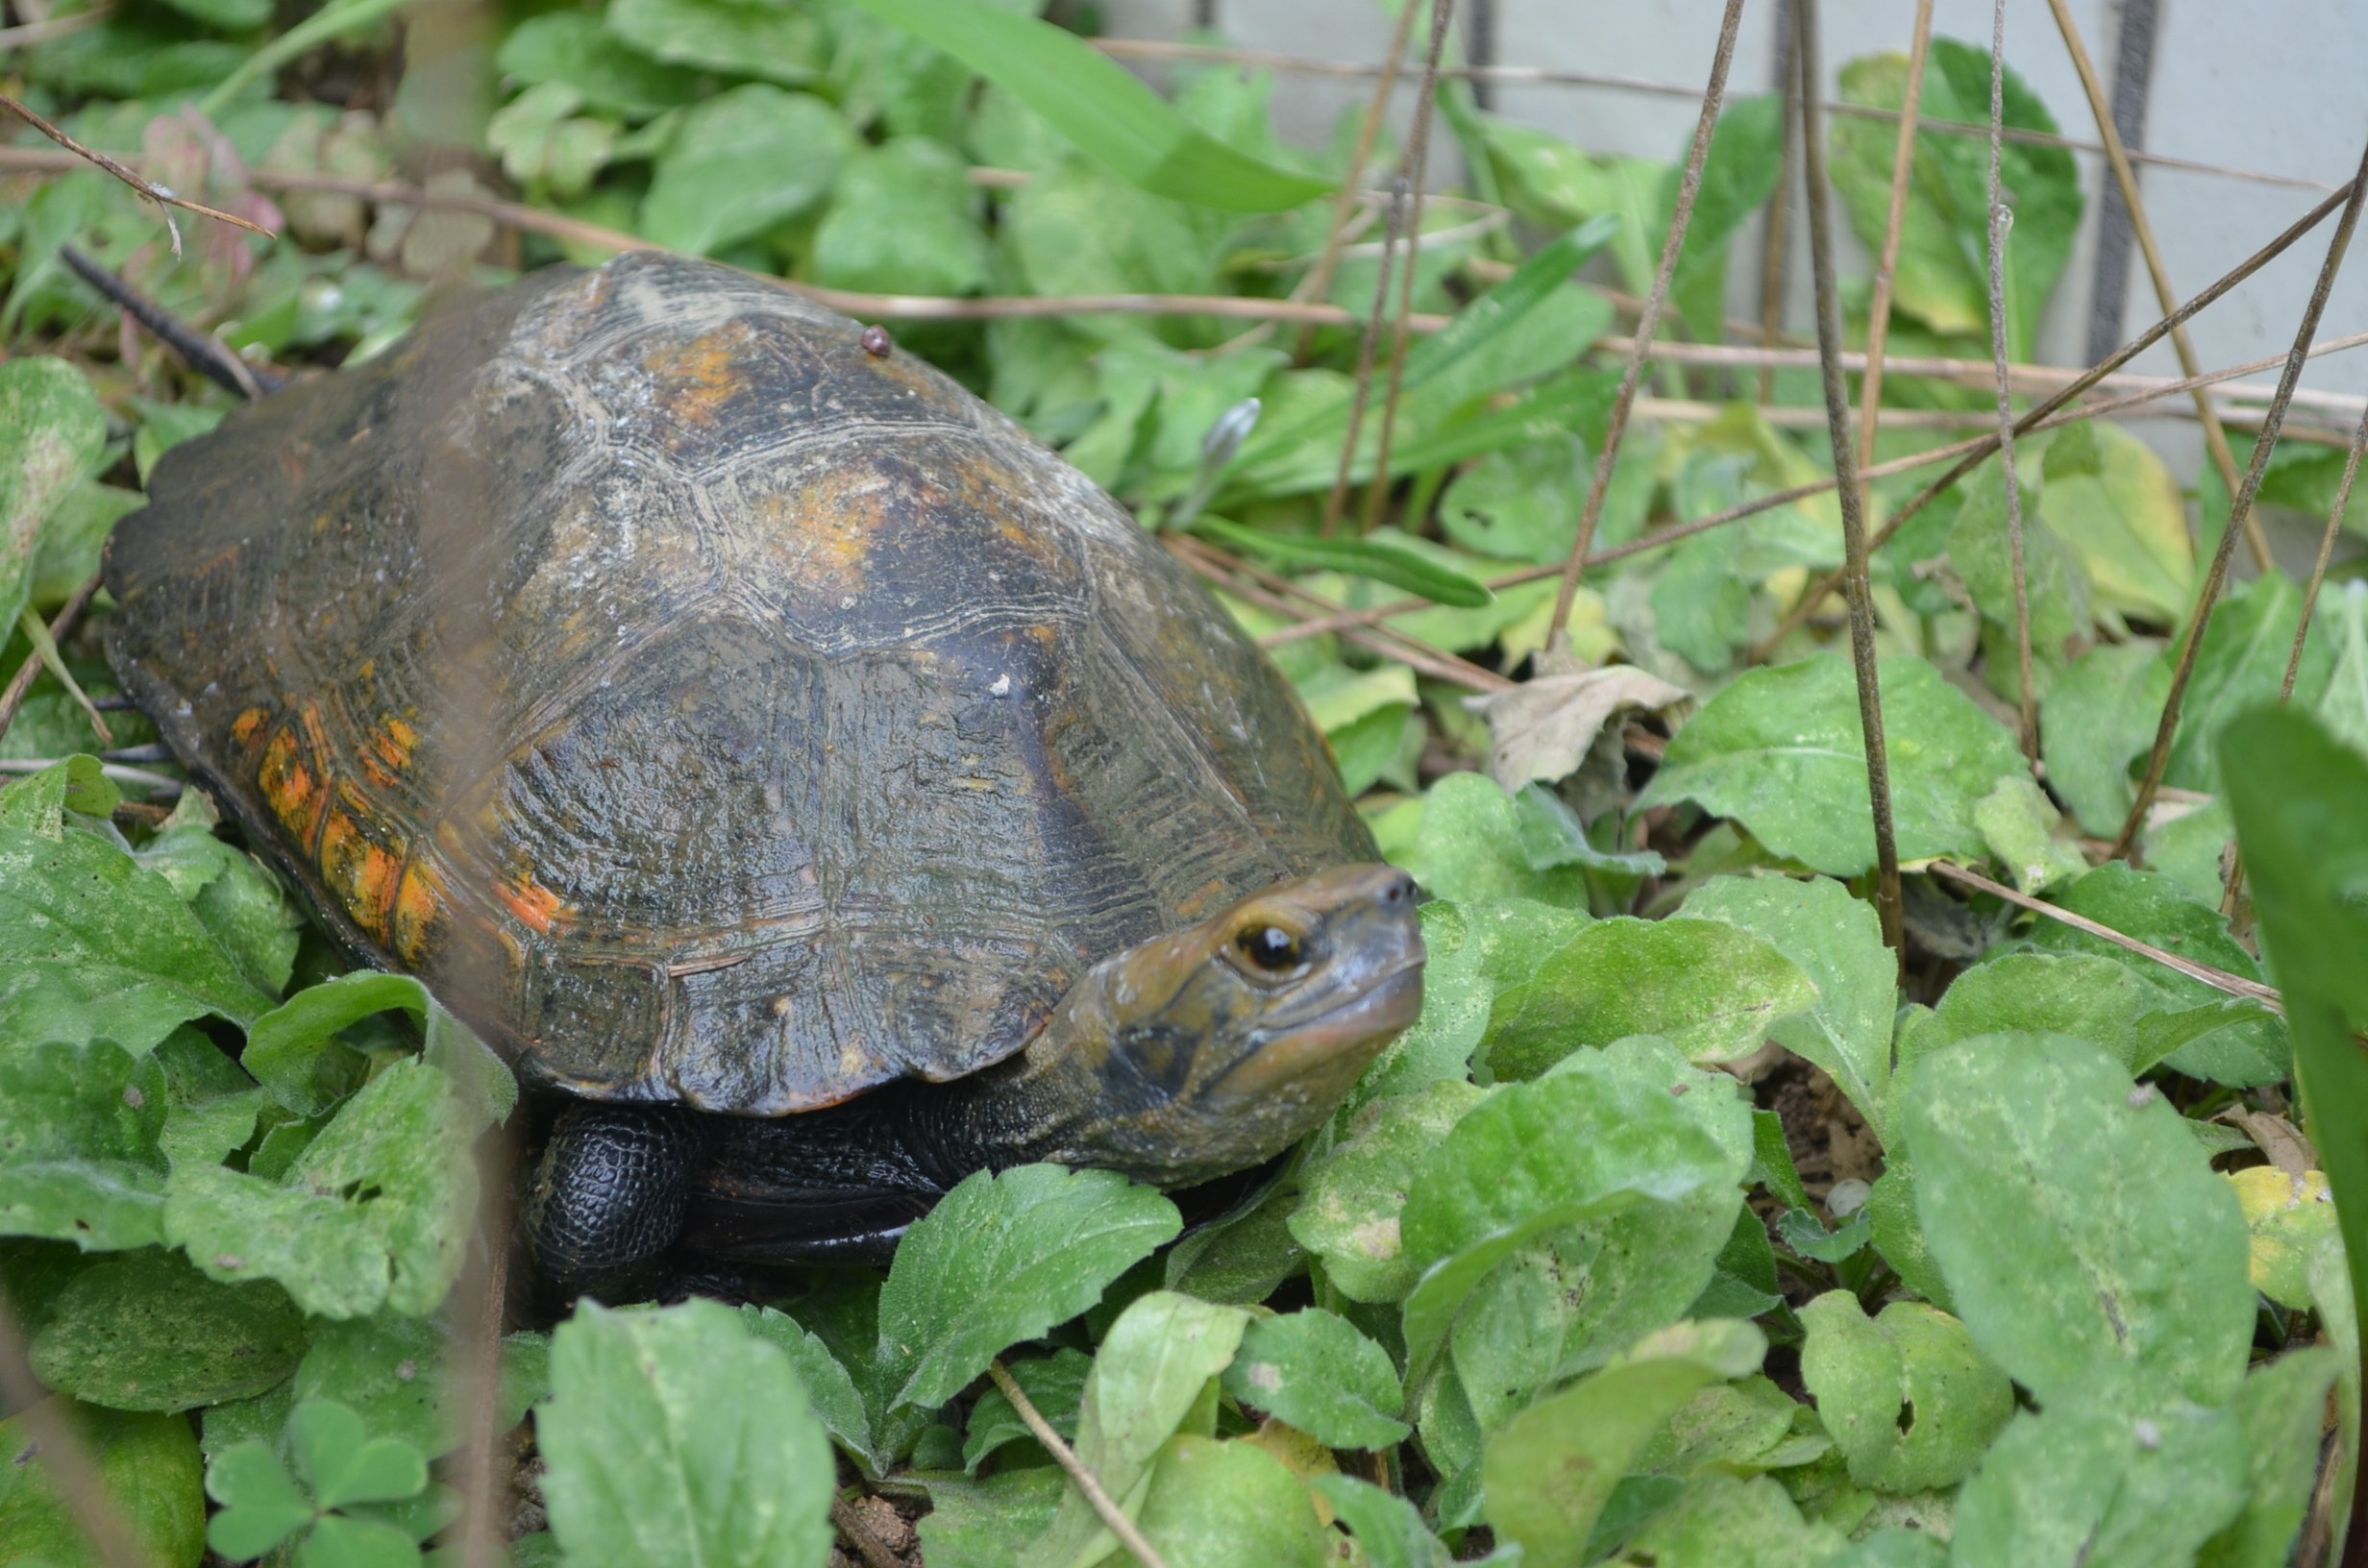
(99, 250, 1425, 1307)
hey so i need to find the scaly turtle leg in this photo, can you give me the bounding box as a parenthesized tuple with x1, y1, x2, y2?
(523, 1102, 715, 1313)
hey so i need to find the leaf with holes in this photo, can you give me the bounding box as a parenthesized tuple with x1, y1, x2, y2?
(1798, 1291, 2011, 1492)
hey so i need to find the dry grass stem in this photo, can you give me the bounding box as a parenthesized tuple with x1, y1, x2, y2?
(1545, 0, 1750, 663)
(1930, 863, 2282, 1008)
(451, 1128, 518, 1568)
(0, 1286, 149, 1568)
(0, 570, 104, 746)
(0, 5, 111, 48)
(987, 1360, 1172, 1568)
(1793, 0, 1905, 954)
(1082, 36, 2337, 193)
(1855, 0, 1935, 475)
(1362, 0, 1458, 534)
(1321, 177, 1411, 536)
(2043, 0, 2269, 574)
(2111, 135, 2368, 862)
(1290, 0, 1418, 364)
(2283, 402, 2368, 703)
(0, 92, 271, 256)
(1754, 175, 2359, 664)
(1755, 0, 1799, 404)
(831, 1496, 904, 1568)
(1984, 0, 2038, 763)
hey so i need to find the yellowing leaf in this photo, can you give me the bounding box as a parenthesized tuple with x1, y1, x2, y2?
(2228, 1166, 2337, 1311)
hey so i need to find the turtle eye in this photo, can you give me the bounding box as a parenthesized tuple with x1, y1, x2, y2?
(1235, 924, 1302, 972)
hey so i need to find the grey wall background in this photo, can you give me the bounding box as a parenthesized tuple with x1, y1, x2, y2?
(1090, 0, 2368, 481)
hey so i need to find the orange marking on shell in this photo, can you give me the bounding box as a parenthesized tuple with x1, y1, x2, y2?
(258, 728, 325, 845)
(230, 706, 269, 747)
(495, 876, 567, 936)
(760, 467, 901, 598)
(390, 860, 444, 966)
(642, 321, 755, 432)
(358, 714, 419, 789)
(317, 803, 401, 942)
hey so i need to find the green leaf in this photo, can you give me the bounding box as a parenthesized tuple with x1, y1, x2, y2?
(1901, 1031, 2254, 1408)
(1797, 1291, 2010, 1492)
(495, 13, 703, 117)
(1907, 952, 2153, 1073)
(1481, 1320, 1767, 1568)
(1481, 916, 1817, 1076)
(1670, 95, 1786, 344)
(1636, 655, 2027, 877)
(0, 358, 107, 641)
(1437, 432, 1595, 564)
(813, 136, 992, 298)
(0, 824, 277, 1052)
(2170, 574, 2331, 790)
(1033, 1290, 1250, 1568)
(1310, 1475, 1452, 1568)
(1291, 1078, 1488, 1304)
(135, 792, 304, 1002)
(1188, 516, 1492, 607)
(2223, 705, 2368, 1441)
(1389, 773, 1594, 907)
(29, 1248, 307, 1412)
(1398, 1069, 1734, 1384)
(485, 83, 617, 199)
(1680, 873, 1896, 1140)
(1003, 159, 1232, 345)
(1221, 1309, 1407, 1451)
(961, 1347, 1088, 1473)
(288, 1314, 543, 1461)
(876, 1164, 1180, 1412)
(638, 85, 853, 255)
(606, 0, 822, 83)
(735, 1303, 876, 1471)
(0, 755, 116, 836)
(297, 1513, 425, 1568)
(1948, 459, 2087, 701)
(2036, 423, 2193, 625)
(837, 0, 1328, 211)
(540, 1300, 833, 1568)
(0, 1039, 168, 1250)
(164, 1058, 477, 1319)
(2200, 1347, 2340, 1568)
(1, 1398, 206, 1568)
(1952, 1397, 2247, 1568)
(915, 1468, 1066, 1568)
(1635, 1374, 1814, 1476)
(1623, 1470, 1849, 1568)
(207, 1437, 315, 1560)
(288, 1400, 427, 1511)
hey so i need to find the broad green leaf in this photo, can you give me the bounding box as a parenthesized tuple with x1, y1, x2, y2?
(1797, 1292, 2010, 1493)
(205, 1438, 314, 1559)
(606, 0, 823, 83)
(1482, 915, 1816, 1076)
(1451, 1041, 1755, 1433)
(1902, 1031, 2254, 1408)
(2228, 1168, 2335, 1314)
(29, 1248, 307, 1413)
(485, 83, 616, 199)
(0, 1398, 206, 1568)
(961, 1347, 1089, 1474)
(638, 86, 852, 255)
(1481, 1320, 1766, 1568)
(813, 135, 992, 298)
(1310, 1475, 1452, 1568)
(1952, 1397, 2247, 1568)
(2169, 574, 2332, 790)
(1623, 1470, 1850, 1568)
(1635, 655, 2027, 877)
(1635, 1375, 1816, 1476)
(1398, 1069, 1732, 1383)
(2199, 1348, 2341, 1568)
(2037, 422, 2193, 625)
(1035, 1290, 1249, 1568)
(1292, 1078, 1488, 1303)
(1670, 95, 1786, 343)
(1681, 873, 1895, 1139)
(288, 1400, 428, 1511)
(284, 1315, 548, 1462)
(1189, 516, 1492, 607)
(135, 792, 304, 1003)
(2040, 643, 2168, 834)
(1904, 952, 2151, 1074)
(0, 1039, 168, 1250)
(1126, 1434, 1330, 1568)
(2224, 705, 2368, 1413)
(2314, 579, 2368, 759)
(0, 824, 276, 1052)
(915, 1468, 1066, 1568)
(0, 754, 114, 836)
(1438, 431, 1603, 564)
(494, 13, 703, 117)
(2014, 863, 2286, 1086)
(839, 0, 1327, 211)
(740, 1304, 876, 1471)
(1160, 1173, 1306, 1308)
(1389, 772, 1593, 907)
(1947, 460, 2087, 701)
(540, 1300, 833, 1568)
(1221, 1309, 1407, 1451)
(1003, 159, 1232, 345)
(164, 1057, 477, 1319)
(1973, 774, 2086, 893)
(876, 1164, 1179, 1411)
(0, 358, 107, 639)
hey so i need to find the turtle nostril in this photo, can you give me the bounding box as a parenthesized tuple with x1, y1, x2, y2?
(1383, 873, 1414, 906)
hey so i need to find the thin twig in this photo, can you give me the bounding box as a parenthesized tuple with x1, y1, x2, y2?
(1795, 0, 1904, 956)
(452, 1125, 518, 1568)
(0, 1286, 149, 1568)
(0, 570, 103, 747)
(1755, 175, 2359, 663)
(830, 1496, 903, 1568)
(2112, 135, 2368, 862)
(1545, 0, 1749, 665)
(987, 1359, 1172, 1568)
(1362, 0, 1457, 535)
(0, 5, 111, 49)
(1755, 0, 1798, 404)
(1930, 862, 2283, 1009)
(0, 757, 184, 792)
(1985, 0, 2038, 764)
(2283, 402, 2368, 704)
(1856, 0, 1935, 475)
(1259, 332, 2368, 649)
(1290, 0, 1418, 365)
(1321, 177, 1410, 536)
(2042, 0, 2271, 575)
(1082, 37, 2338, 193)
(0, 92, 271, 257)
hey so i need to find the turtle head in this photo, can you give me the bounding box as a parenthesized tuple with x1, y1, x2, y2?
(1019, 864, 1424, 1187)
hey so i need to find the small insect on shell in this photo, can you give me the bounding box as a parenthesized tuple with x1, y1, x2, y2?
(860, 325, 893, 357)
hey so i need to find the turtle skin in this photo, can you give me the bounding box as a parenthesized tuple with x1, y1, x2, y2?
(103, 254, 1384, 1286)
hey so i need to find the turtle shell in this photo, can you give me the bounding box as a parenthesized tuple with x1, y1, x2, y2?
(106, 252, 1374, 1116)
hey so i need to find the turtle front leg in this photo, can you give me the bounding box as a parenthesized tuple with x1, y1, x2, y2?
(522, 1103, 715, 1313)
